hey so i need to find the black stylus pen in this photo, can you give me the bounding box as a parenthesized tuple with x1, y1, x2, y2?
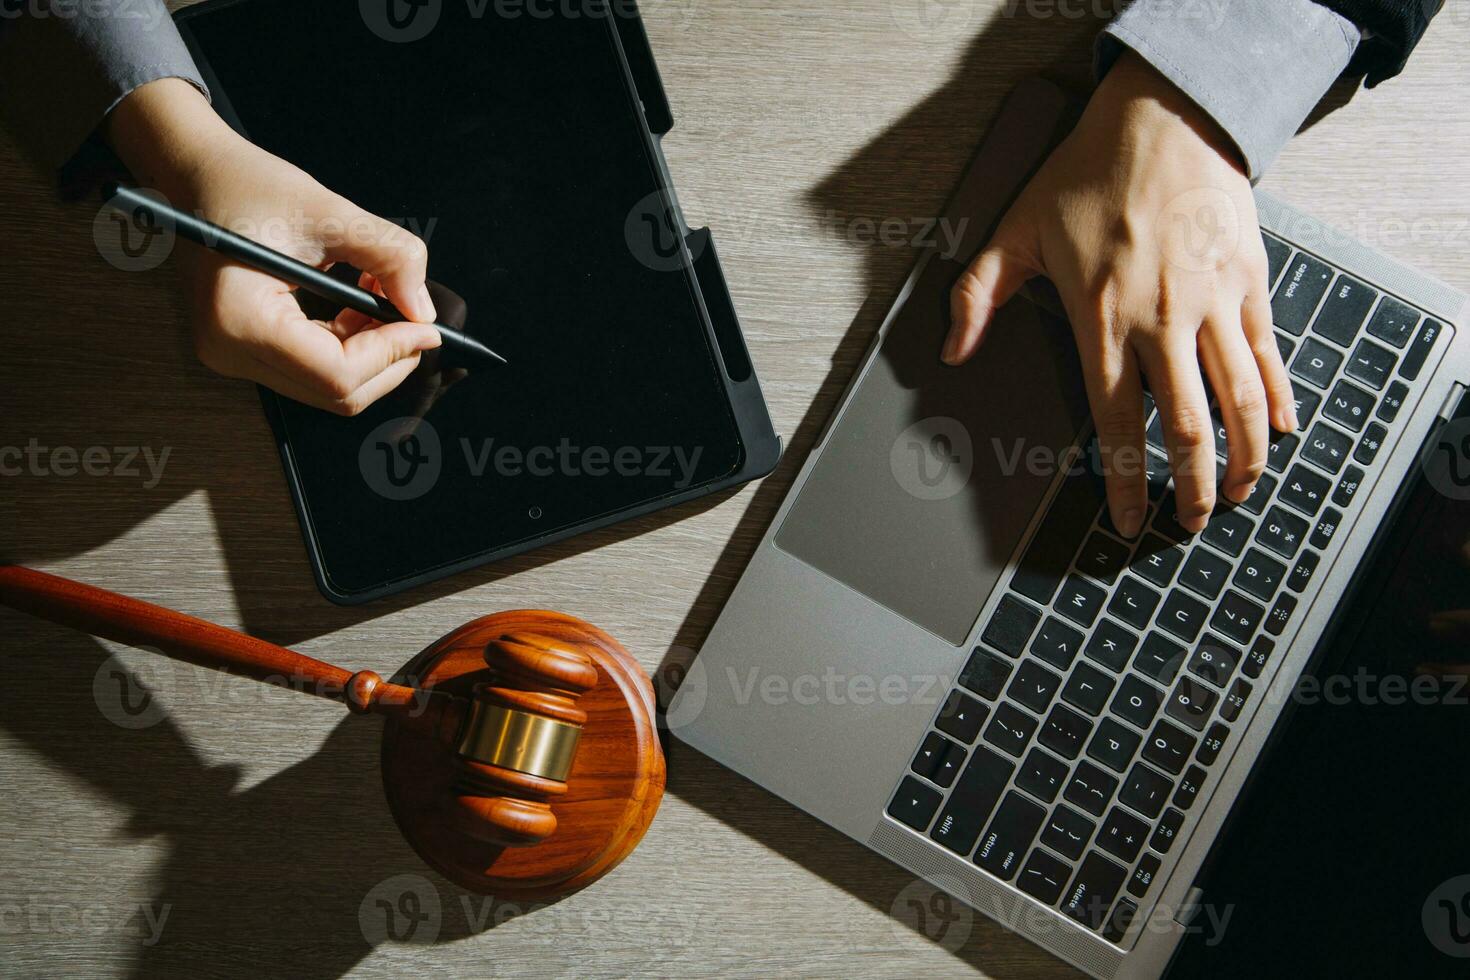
(102, 182, 507, 369)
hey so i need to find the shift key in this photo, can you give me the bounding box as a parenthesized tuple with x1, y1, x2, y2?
(974, 792, 1045, 881)
(930, 745, 1015, 856)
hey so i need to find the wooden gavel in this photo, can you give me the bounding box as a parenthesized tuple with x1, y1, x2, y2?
(0, 565, 664, 898)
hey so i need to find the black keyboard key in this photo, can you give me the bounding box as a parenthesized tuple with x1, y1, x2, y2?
(1173, 765, 1207, 810)
(1134, 632, 1187, 686)
(1143, 449, 1171, 501)
(1288, 550, 1320, 592)
(1323, 380, 1375, 432)
(1013, 468, 1107, 604)
(1238, 472, 1277, 515)
(1242, 636, 1274, 680)
(1262, 233, 1291, 288)
(1312, 274, 1377, 346)
(1220, 679, 1251, 723)
(1085, 618, 1139, 673)
(1079, 532, 1131, 584)
(1055, 575, 1107, 630)
(1062, 662, 1116, 717)
(1291, 338, 1343, 389)
(1062, 852, 1129, 930)
(889, 777, 942, 831)
(1292, 382, 1322, 431)
(1178, 547, 1231, 600)
(930, 747, 1015, 854)
(1346, 338, 1396, 390)
(1104, 896, 1139, 944)
(983, 702, 1039, 758)
(1153, 493, 1197, 543)
(1233, 548, 1287, 604)
(1311, 507, 1343, 550)
(1143, 720, 1197, 775)
(1166, 676, 1218, 731)
(1146, 411, 1166, 452)
(1188, 634, 1241, 687)
(1355, 422, 1388, 466)
(1333, 465, 1365, 508)
(1065, 761, 1120, 817)
(1041, 804, 1096, 861)
(1030, 615, 1086, 671)
(975, 792, 1046, 881)
(936, 690, 988, 743)
(912, 732, 966, 787)
(1008, 659, 1062, 715)
(1302, 422, 1353, 474)
(1119, 762, 1173, 819)
(1279, 463, 1331, 517)
(1276, 332, 1296, 365)
(1039, 703, 1093, 761)
(1157, 589, 1209, 643)
(1256, 506, 1310, 560)
(1131, 534, 1186, 588)
(1151, 808, 1185, 854)
(1018, 848, 1073, 905)
(1197, 723, 1228, 766)
(1109, 576, 1162, 630)
(1400, 319, 1443, 381)
(1211, 590, 1265, 645)
(1087, 718, 1143, 773)
(960, 648, 1012, 700)
(1365, 295, 1419, 349)
(1016, 747, 1070, 804)
(1097, 807, 1150, 864)
(983, 595, 1041, 658)
(1112, 674, 1165, 730)
(1266, 430, 1299, 474)
(1272, 252, 1333, 336)
(1265, 594, 1297, 636)
(1378, 380, 1409, 423)
(1129, 853, 1162, 899)
(1201, 508, 1254, 558)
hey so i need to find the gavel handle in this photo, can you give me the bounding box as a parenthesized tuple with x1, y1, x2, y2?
(0, 565, 419, 714)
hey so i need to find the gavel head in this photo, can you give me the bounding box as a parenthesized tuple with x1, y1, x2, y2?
(444, 631, 599, 847)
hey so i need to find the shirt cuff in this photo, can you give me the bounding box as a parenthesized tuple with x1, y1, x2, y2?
(1095, 0, 1359, 180)
(0, 0, 210, 175)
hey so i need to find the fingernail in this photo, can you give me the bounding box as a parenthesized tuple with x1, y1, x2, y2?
(941, 328, 964, 365)
(420, 325, 443, 349)
(1119, 508, 1144, 539)
(1226, 480, 1253, 504)
(416, 284, 437, 323)
(1287, 407, 1300, 431)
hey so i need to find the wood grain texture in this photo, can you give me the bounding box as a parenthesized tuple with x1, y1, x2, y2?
(1, 1, 1467, 976)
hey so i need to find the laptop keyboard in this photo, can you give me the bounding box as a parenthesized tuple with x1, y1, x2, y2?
(885, 232, 1448, 944)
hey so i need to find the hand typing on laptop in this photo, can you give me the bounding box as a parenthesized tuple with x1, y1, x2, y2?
(943, 51, 1297, 539)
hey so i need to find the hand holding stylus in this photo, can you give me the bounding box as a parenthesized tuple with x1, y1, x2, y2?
(104, 78, 448, 416)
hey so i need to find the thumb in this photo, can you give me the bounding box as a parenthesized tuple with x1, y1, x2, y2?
(327, 209, 437, 324)
(942, 222, 1036, 366)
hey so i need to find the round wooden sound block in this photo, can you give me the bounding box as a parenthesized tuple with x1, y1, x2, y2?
(382, 611, 664, 900)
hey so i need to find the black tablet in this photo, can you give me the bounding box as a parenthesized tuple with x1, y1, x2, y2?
(175, 0, 779, 604)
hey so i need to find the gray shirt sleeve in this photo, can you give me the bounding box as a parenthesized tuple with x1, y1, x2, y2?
(1096, 0, 1360, 180)
(0, 0, 210, 173)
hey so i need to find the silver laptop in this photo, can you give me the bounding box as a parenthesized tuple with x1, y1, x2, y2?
(668, 77, 1470, 978)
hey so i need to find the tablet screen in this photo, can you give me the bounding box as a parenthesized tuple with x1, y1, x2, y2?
(181, 0, 745, 597)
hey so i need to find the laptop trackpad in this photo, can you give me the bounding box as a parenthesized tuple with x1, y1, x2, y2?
(775, 256, 1090, 645)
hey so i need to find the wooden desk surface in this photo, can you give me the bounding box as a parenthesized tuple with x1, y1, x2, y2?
(2, 2, 1466, 976)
